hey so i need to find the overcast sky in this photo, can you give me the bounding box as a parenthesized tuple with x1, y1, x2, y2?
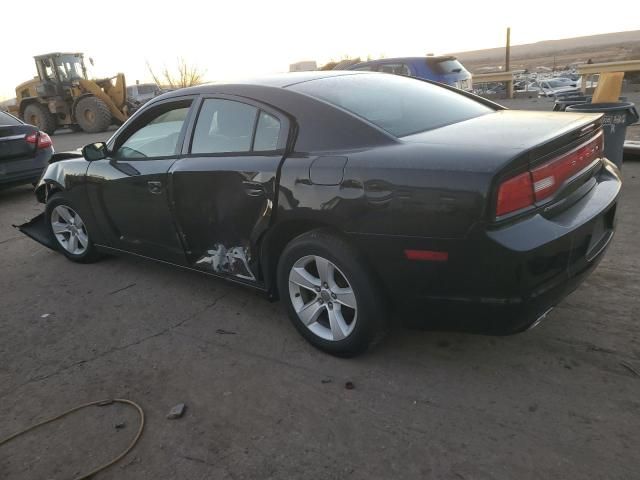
(2, 0, 639, 99)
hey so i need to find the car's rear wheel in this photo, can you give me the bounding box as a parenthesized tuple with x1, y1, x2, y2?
(46, 193, 102, 263)
(277, 230, 388, 357)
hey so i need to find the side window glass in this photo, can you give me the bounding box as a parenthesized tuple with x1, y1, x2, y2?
(253, 111, 281, 151)
(115, 104, 191, 159)
(379, 63, 411, 76)
(192, 99, 258, 154)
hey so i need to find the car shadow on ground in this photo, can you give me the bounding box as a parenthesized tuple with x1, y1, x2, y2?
(80, 250, 543, 368)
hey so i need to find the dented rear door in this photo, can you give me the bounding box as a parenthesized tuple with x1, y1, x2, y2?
(170, 95, 290, 284)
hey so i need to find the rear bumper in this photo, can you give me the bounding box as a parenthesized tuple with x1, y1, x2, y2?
(0, 149, 51, 188)
(353, 162, 621, 333)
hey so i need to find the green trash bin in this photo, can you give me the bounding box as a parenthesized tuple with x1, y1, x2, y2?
(566, 102, 639, 168)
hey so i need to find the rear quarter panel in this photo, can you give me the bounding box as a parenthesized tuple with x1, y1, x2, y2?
(276, 143, 491, 239)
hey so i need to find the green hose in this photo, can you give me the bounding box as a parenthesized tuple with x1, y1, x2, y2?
(0, 398, 145, 480)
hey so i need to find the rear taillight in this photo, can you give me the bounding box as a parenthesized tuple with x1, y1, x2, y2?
(25, 131, 53, 150)
(496, 131, 603, 217)
(531, 131, 603, 202)
(496, 171, 535, 217)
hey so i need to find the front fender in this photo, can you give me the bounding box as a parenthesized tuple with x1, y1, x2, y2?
(34, 155, 89, 203)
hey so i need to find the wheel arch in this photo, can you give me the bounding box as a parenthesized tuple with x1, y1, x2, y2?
(258, 220, 383, 302)
(35, 179, 65, 204)
(259, 220, 340, 299)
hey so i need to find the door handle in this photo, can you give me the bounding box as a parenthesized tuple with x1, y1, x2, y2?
(147, 181, 163, 194)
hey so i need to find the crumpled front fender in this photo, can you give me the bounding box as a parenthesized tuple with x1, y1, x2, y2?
(34, 153, 87, 203)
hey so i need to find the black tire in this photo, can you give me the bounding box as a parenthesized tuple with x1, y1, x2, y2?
(74, 96, 112, 133)
(45, 193, 102, 263)
(22, 103, 57, 134)
(277, 229, 388, 357)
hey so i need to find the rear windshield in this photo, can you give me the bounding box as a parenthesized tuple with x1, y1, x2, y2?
(428, 58, 465, 74)
(0, 111, 22, 126)
(289, 73, 493, 137)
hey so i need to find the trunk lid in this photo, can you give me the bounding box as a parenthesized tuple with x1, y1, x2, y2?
(402, 110, 603, 171)
(0, 124, 38, 161)
(402, 109, 605, 220)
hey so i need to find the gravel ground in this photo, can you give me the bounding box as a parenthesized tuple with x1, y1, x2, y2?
(1, 114, 639, 479)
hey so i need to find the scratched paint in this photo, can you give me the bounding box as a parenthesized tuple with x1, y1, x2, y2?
(195, 244, 256, 281)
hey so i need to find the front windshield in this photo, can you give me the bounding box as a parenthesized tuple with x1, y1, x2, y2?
(54, 54, 87, 81)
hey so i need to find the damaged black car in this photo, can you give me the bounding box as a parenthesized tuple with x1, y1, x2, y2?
(18, 71, 621, 356)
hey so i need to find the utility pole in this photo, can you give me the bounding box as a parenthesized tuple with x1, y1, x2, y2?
(505, 27, 511, 72)
(505, 27, 513, 99)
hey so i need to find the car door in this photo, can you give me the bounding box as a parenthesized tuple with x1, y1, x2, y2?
(85, 96, 195, 264)
(170, 95, 290, 284)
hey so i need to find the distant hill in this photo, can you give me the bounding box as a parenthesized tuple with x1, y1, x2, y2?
(450, 30, 640, 72)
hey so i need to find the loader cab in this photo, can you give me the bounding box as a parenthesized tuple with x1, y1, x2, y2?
(35, 53, 88, 90)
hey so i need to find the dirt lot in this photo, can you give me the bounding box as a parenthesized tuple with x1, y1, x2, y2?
(1, 118, 640, 479)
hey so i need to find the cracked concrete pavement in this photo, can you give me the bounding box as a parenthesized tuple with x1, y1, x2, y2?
(0, 128, 639, 479)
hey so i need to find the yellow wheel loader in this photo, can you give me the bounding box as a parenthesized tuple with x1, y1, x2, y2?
(10, 52, 129, 134)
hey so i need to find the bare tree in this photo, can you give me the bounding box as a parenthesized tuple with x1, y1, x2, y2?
(146, 57, 206, 89)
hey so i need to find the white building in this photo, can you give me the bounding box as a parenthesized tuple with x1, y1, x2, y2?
(289, 61, 317, 72)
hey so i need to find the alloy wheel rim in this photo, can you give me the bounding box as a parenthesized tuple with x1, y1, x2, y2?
(288, 255, 357, 341)
(51, 205, 89, 255)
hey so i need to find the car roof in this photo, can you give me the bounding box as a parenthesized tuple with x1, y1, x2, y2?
(161, 70, 366, 97)
(346, 55, 458, 67)
(34, 52, 82, 59)
(0, 110, 24, 124)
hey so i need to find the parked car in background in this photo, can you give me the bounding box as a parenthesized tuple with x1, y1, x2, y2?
(126, 83, 163, 112)
(19, 71, 620, 356)
(341, 56, 473, 91)
(552, 77, 579, 87)
(536, 78, 580, 97)
(515, 81, 540, 94)
(0, 110, 53, 190)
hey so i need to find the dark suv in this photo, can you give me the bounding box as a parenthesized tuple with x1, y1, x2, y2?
(342, 56, 473, 91)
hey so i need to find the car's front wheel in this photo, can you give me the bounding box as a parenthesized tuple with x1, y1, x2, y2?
(46, 193, 102, 263)
(277, 230, 388, 357)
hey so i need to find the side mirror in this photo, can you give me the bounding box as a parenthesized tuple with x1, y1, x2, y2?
(82, 142, 108, 161)
(89, 57, 95, 66)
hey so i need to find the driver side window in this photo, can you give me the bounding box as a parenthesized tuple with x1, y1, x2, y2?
(115, 102, 192, 159)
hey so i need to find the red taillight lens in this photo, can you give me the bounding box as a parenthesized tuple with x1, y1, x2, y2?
(496, 131, 603, 217)
(25, 131, 52, 149)
(37, 132, 52, 149)
(530, 131, 603, 202)
(496, 171, 534, 216)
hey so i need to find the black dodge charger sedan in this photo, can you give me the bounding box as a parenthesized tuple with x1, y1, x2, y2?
(19, 71, 621, 356)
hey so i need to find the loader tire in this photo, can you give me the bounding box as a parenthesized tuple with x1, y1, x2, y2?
(75, 96, 112, 133)
(22, 103, 57, 134)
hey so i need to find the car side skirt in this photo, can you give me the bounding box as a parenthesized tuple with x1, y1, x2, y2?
(94, 244, 269, 292)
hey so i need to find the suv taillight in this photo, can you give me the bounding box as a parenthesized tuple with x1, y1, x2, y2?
(25, 131, 53, 150)
(496, 131, 603, 217)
